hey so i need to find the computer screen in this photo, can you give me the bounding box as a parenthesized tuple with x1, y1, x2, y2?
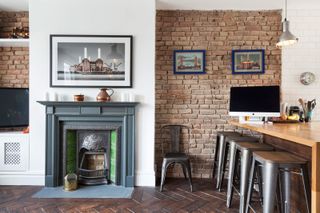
(229, 86, 280, 117)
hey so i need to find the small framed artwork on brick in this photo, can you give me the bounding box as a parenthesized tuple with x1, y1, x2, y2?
(232, 49, 265, 75)
(173, 50, 206, 74)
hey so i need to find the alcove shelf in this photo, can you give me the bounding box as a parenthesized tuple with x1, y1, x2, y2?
(0, 38, 29, 47)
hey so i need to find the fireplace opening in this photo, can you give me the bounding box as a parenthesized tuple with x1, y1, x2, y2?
(64, 129, 120, 186)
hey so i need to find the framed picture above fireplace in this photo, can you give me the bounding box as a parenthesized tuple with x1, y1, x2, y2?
(50, 35, 133, 88)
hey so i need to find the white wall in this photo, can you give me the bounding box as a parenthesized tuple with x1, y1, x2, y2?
(27, 0, 155, 186)
(282, 2, 320, 121)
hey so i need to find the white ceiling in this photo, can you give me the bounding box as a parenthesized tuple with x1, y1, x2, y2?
(0, 0, 28, 11)
(156, 0, 320, 10)
(157, 0, 282, 10)
(0, 0, 319, 12)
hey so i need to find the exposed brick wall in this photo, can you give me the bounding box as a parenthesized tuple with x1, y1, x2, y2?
(0, 11, 29, 88)
(155, 10, 282, 178)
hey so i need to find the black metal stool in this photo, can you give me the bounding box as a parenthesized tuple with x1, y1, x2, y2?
(213, 132, 259, 191)
(246, 151, 311, 213)
(160, 125, 193, 192)
(226, 142, 274, 213)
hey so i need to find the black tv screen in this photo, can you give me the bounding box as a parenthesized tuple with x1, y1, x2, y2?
(230, 86, 280, 113)
(0, 88, 29, 128)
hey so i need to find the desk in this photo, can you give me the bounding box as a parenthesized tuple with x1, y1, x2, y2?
(229, 120, 320, 213)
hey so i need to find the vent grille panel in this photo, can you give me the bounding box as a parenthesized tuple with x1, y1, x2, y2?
(4, 143, 21, 165)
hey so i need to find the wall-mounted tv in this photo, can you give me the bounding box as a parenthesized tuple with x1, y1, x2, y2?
(0, 88, 29, 128)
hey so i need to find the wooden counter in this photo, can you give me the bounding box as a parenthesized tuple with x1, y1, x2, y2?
(229, 120, 320, 213)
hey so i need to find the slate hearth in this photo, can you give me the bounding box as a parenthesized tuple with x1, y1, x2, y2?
(38, 101, 138, 187)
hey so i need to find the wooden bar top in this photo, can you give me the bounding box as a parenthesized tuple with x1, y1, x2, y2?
(229, 120, 320, 147)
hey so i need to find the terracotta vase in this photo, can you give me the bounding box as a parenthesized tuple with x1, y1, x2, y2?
(96, 88, 114, 102)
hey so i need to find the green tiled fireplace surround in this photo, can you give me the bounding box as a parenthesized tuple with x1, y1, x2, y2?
(38, 101, 138, 187)
(65, 129, 118, 184)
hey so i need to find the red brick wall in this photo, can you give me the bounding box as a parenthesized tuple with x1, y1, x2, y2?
(0, 11, 29, 88)
(155, 10, 282, 178)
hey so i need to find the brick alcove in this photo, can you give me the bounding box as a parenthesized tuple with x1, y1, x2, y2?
(155, 10, 282, 178)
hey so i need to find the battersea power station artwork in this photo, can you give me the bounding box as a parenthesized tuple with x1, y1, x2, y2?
(50, 35, 132, 88)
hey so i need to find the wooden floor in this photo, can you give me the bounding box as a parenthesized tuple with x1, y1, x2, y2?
(0, 178, 240, 213)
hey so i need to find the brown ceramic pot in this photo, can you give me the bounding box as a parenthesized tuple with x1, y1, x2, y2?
(96, 88, 114, 102)
(74, 94, 84, 102)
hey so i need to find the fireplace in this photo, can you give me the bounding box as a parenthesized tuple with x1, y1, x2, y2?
(62, 125, 121, 185)
(39, 101, 138, 187)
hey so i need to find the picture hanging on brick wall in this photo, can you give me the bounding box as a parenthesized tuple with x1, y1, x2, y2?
(50, 35, 132, 88)
(232, 49, 265, 75)
(173, 50, 206, 74)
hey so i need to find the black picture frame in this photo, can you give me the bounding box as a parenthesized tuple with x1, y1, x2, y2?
(50, 35, 133, 88)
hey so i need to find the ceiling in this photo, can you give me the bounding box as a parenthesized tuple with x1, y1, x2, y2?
(0, 0, 318, 12)
(156, 0, 320, 10)
(157, 0, 283, 10)
(0, 0, 28, 11)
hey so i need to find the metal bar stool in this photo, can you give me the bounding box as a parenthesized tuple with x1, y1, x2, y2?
(226, 142, 274, 213)
(246, 151, 311, 213)
(160, 125, 193, 192)
(213, 132, 259, 191)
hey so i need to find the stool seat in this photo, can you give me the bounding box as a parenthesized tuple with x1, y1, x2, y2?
(217, 131, 241, 137)
(164, 152, 188, 160)
(253, 151, 307, 164)
(236, 142, 274, 151)
(226, 135, 258, 143)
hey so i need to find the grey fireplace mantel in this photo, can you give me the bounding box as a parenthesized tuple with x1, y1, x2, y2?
(38, 101, 139, 187)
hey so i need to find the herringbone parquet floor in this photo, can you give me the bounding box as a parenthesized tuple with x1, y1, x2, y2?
(0, 179, 240, 213)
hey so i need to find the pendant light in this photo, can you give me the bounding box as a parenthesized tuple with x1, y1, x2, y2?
(276, 0, 298, 47)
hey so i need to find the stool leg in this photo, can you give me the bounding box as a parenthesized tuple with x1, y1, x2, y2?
(182, 165, 187, 180)
(186, 159, 193, 192)
(263, 162, 279, 213)
(216, 137, 227, 190)
(277, 172, 284, 213)
(257, 165, 264, 205)
(160, 159, 169, 192)
(220, 145, 229, 190)
(245, 159, 257, 213)
(239, 149, 251, 213)
(281, 170, 291, 213)
(301, 164, 311, 213)
(226, 142, 237, 208)
(212, 135, 220, 179)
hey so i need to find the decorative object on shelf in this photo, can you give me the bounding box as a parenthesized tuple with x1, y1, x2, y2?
(300, 72, 316, 85)
(231, 49, 265, 75)
(9, 27, 29, 39)
(50, 35, 132, 88)
(96, 88, 114, 102)
(173, 50, 206, 74)
(49, 91, 58, 101)
(63, 173, 78, 191)
(120, 93, 129, 102)
(74, 94, 84, 102)
(276, 0, 298, 47)
(298, 98, 316, 122)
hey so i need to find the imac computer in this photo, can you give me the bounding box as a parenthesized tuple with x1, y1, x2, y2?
(229, 86, 280, 123)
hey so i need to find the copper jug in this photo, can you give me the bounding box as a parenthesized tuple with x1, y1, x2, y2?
(63, 173, 78, 191)
(96, 88, 114, 102)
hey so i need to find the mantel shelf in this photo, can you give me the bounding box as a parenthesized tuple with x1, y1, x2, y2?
(37, 101, 139, 107)
(0, 38, 29, 47)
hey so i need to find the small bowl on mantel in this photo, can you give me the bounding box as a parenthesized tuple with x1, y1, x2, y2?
(74, 94, 84, 102)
